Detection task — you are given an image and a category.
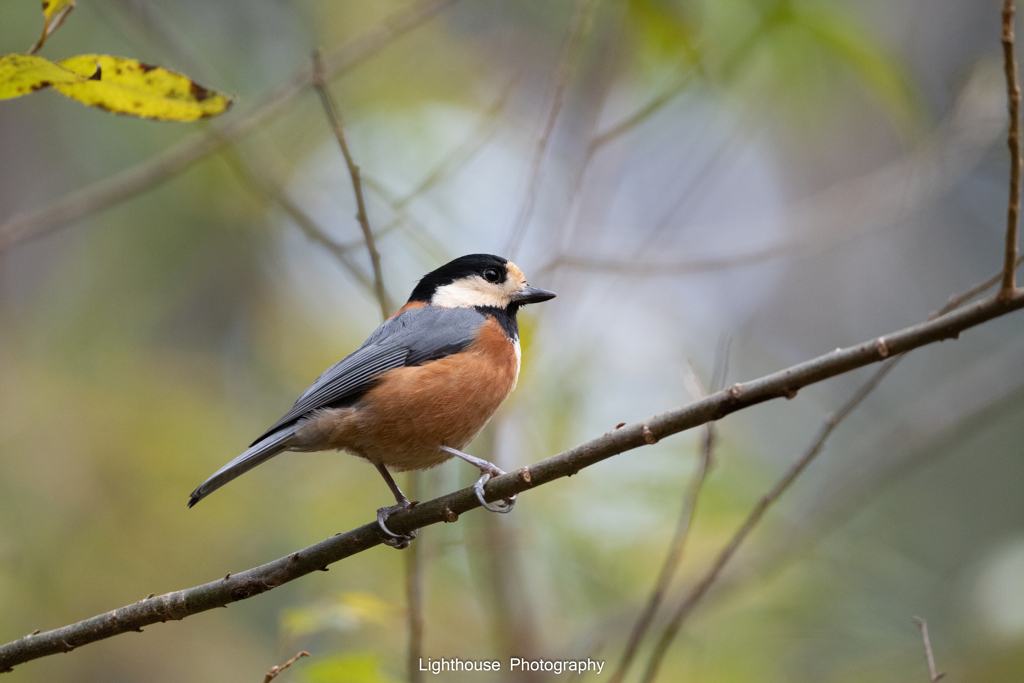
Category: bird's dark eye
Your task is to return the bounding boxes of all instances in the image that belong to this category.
[482,268,501,283]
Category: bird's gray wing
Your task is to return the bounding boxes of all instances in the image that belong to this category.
[250,306,487,444]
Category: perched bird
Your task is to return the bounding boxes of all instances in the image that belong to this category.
[188,254,555,546]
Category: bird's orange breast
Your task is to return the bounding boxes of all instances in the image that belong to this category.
[310,317,520,471]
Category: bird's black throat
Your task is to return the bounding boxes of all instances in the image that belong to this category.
[475,304,520,340]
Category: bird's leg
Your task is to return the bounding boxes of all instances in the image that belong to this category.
[439,445,516,513]
[375,463,418,549]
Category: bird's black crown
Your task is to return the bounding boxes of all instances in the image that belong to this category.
[408,254,509,302]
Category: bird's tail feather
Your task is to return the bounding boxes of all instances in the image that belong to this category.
[187,427,297,508]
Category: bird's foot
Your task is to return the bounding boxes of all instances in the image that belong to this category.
[377,499,418,549]
[439,446,517,513]
[473,468,516,513]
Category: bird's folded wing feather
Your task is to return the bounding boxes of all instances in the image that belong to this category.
[251,306,486,444]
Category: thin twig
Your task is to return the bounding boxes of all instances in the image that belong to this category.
[546,60,1007,281]
[405,473,424,683]
[630,251,1017,681]
[311,50,391,319]
[639,357,903,683]
[587,4,773,153]
[546,3,631,262]
[0,0,459,254]
[588,66,699,153]
[632,257,1024,656]
[693,373,1024,645]
[503,0,598,259]
[382,77,519,214]
[219,148,377,295]
[27,2,76,55]
[263,651,310,683]
[615,262,1024,660]
[349,77,519,262]
[359,178,451,263]
[1003,0,1022,296]
[937,253,1024,316]
[610,425,713,683]
[1,290,1022,673]
[912,617,944,682]
[609,342,729,683]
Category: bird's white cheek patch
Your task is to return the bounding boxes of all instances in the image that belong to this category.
[432,277,511,309]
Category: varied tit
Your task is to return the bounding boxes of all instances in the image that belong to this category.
[188,254,555,547]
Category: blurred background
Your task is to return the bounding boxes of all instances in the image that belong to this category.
[2,0,1023,681]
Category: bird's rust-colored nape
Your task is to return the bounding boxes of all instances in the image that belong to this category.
[387,300,427,320]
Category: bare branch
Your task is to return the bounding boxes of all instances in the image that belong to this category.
[545,4,631,262]
[912,617,945,682]
[544,248,790,278]
[609,342,728,683]
[937,253,1024,315]
[610,422,713,683]
[639,356,903,683]
[359,178,451,263]
[587,5,773,153]
[503,0,598,259]
[588,66,699,153]
[1003,0,1022,296]
[548,61,1007,280]
[263,651,310,683]
[631,252,1022,678]
[311,50,392,319]
[220,148,378,296]
[0,0,459,254]
[381,77,518,214]
[2,288,1024,673]
[653,264,1024,637]
[349,77,519,262]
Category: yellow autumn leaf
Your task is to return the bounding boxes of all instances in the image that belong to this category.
[0,53,81,99]
[54,54,233,121]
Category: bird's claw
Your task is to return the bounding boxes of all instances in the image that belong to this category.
[474,468,516,514]
[437,445,517,514]
[377,500,418,549]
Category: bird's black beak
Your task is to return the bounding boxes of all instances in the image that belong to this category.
[512,286,556,305]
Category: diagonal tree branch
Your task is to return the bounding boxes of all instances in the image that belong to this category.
[639,356,903,683]
[2,287,1024,674]
[0,0,459,254]
[219,147,378,295]
[633,252,1024,681]
[1003,0,1022,296]
[609,411,714,683]
[349,74,518,262]
[587,3,773,154]
[544,59,1007,281]
[263,651,310,683]
[311,49,392,319]
[503,0,598,259]
[912,617,945,682]
[939,254,1024,313]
